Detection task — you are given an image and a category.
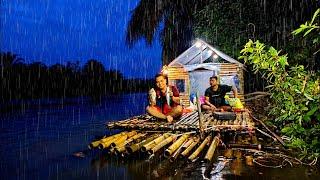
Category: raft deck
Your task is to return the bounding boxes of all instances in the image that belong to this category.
[106,110,255,132]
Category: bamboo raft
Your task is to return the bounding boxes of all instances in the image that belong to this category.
[87,110,260,163]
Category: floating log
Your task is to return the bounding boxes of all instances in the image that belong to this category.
[141,133,170,152]
[188,135,212,162]
[126,134,160,154]
[180,137,200,158]
[164,134,189,157]
[149,134,176,154]
[204,135,220,162]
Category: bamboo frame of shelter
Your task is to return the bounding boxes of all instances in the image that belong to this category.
[165,39,245,107]
[166,63,245,107]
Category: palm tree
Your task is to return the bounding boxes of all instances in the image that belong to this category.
[126,0,209,65]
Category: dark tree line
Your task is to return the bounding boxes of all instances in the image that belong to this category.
[0,52,153,103]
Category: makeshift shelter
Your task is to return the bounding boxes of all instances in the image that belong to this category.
[165,39,245,107]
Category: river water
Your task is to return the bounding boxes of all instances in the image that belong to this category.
[0,93,319,179]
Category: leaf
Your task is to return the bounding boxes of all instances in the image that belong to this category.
[312,37,319,44]
[292,27,305,35]
[306,106,319,117]
[303,27,316,37]
[278,56,288,68]
[310,8,320,24]
[281,126,293,134]
[268,47,278,57]
[304,93,314,100]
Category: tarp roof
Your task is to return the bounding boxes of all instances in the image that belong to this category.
[168,39,244,68]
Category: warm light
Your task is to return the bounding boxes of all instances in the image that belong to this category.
[161,65,169,75]
[195,41,202,48]
[213,54,219,59]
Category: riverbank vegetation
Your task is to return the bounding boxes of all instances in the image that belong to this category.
[239,9,320,161]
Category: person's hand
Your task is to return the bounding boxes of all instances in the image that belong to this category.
[210,106,217,111]
[166,115,173,123]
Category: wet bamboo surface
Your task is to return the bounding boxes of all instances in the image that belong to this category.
[87,109,277,165]
[106,111,255,132]
[84,108,312,179]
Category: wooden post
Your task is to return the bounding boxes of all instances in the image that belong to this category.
[196,92,204,140]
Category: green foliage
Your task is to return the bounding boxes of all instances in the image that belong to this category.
[240,38,320,159]
[292,8,320,54]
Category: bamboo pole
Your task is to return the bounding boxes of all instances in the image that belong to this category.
[97,132,129,149]
[110,134,128,148]
[164,134,189,157]
[204,135,220,162]
[113,133,147,155]
[110,131,137,147]
[169,138,193,162]
[126,134,160,154]
[196,92,204,139]
[149,135,176,154]
[188,135,212,162]
[180,137,200,158]
[141,133,170,152]
[88,132,127,149]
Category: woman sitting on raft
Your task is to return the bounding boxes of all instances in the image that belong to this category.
[146,74,183,123]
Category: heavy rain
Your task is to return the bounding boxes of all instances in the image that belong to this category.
[1,0,320,179]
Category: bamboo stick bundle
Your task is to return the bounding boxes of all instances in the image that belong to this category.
[189,116,200,126]
[188,135,212,162]
[180,137,200,158]
[88,131,127,149]
[169,137,194,162]
[178,113,197,126]
[204,135,220,162]
[183,114,199,125]
[164,134,190,157]
[176,112,197,124]
[141,133,170,152]
[149,134,177,154]
[126,134,160,154]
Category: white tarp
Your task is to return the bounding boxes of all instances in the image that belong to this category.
[168,39,244,67]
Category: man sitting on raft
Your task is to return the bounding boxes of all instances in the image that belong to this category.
[202,76,238,112]
[146,74,183,123]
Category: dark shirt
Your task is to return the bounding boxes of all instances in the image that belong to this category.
[155,85,179,114]
[204,85,232,107]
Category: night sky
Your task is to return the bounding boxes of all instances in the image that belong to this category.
[0,0,162,78]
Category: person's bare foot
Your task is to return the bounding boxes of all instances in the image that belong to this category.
[166,115,173,123]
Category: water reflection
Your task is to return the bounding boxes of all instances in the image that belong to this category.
[0,94,319,179]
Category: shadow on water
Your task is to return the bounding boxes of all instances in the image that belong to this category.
[0,93,319,179]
